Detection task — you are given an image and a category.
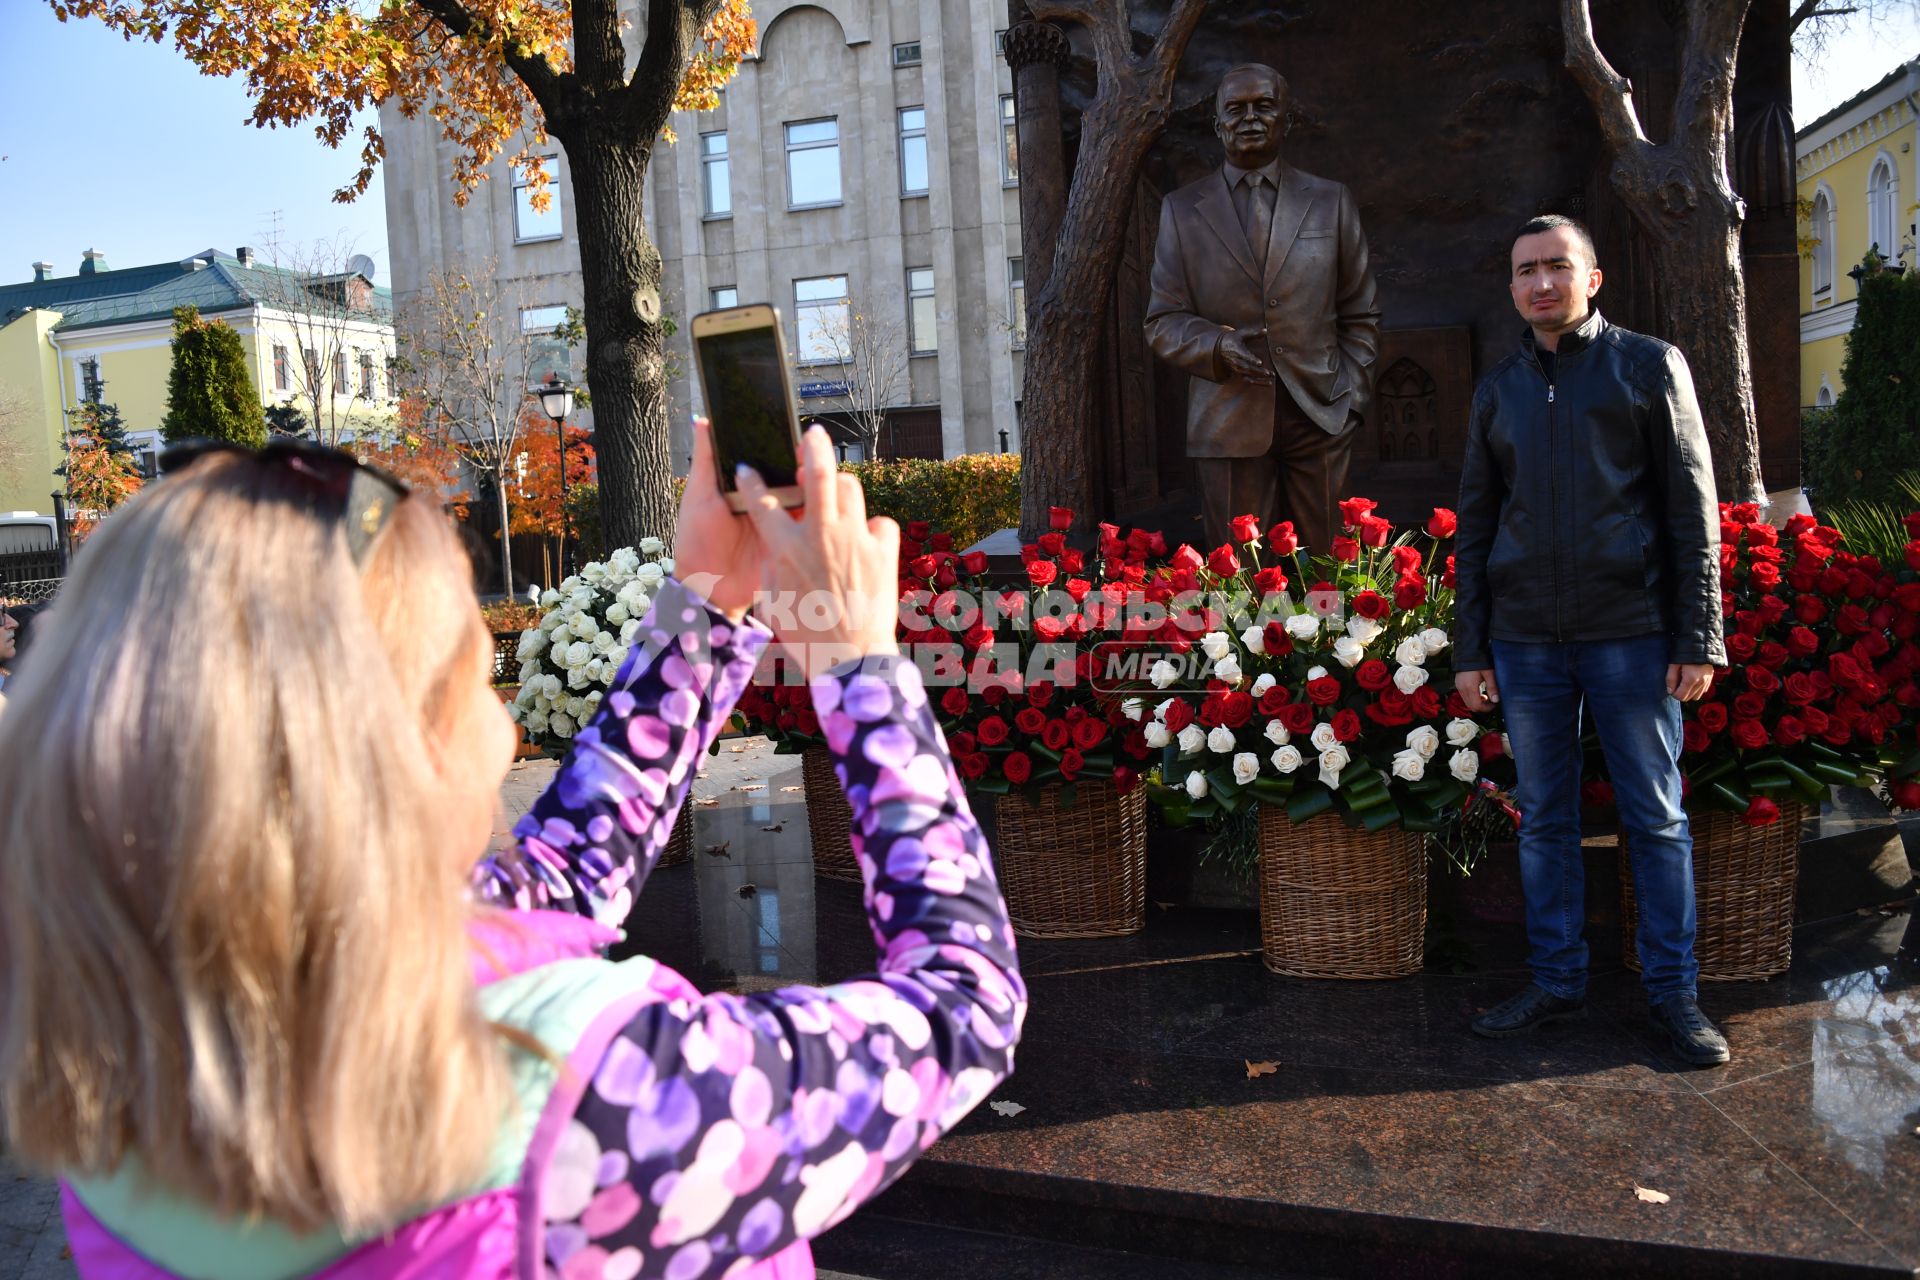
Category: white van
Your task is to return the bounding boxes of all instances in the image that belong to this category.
[0,514,58,556]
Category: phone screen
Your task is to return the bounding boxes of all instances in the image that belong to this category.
[695,325,800,490]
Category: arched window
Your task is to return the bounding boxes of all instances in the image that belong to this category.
[1811,189,1835,296]
[1868,156,1898,260]
[1816,382,1836,409]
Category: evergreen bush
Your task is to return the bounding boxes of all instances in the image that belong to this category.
[160,306,267,447]
[840,453,1021,549]
[1804,254,1920,506]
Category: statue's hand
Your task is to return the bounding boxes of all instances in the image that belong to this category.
[1218,328,1274,385]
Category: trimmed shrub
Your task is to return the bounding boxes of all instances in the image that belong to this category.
[1804,256,1920,506]
[160,306,267,447]
[841,454,1021,549]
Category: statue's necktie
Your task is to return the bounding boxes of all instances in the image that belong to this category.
[1245,175,1275,273]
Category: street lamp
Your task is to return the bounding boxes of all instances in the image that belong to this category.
[534,372,576,579]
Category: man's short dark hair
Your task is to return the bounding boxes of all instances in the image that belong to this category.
[1217,64,1290,113]
[1514,214,1597,267]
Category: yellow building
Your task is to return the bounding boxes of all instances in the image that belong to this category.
[1798,58,1920,410]
[0,247,397,517]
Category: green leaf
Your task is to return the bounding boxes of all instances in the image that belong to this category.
[1356,800,1403,833]
[1286,786,1335,823]
[1057,781,1078,811]
[975,775,1011,795]
[1708,780,1750,813]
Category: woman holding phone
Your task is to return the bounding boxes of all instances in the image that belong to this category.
[0,420,1024,1279]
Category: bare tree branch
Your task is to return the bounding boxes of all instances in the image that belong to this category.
[252,235,394,448]
[1791,0,1859,28]
[805,297,908,461]
[1145,0,1209,98]
[1561,0,1652,155]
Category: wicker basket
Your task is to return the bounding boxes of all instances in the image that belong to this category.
[1620,801,1802,982]
[658,807,694,868]
[1256,807,1426,979]
[802,746,862,882]
[992,779,1148,938]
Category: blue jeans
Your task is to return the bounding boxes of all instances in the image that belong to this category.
[1491,634,1699,1004]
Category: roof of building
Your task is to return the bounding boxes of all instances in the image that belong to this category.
[1797,57,1920,142]
[0,250,392,334]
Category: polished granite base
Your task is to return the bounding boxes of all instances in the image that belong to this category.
[599,741,1920,1278]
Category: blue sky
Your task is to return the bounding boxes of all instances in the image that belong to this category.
[0,2,1912,296]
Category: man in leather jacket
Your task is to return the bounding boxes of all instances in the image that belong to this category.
[1453,215,1730,1067]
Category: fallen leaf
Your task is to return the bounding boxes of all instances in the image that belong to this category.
[762,824,784,833]
[736,783,765,792]
[1153,900,1177,911]
[988,1100,1026,1117]
[693,797,721,808]
[738,884,757,898]
[696,770,710,779]
[704,842,732,859]
[780,785,804,793]
[728,745,747,753]
[1633,1185,1671,1204]
[1246,1060,1279,1078]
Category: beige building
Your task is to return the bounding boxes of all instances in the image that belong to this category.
[379,0,1025,467]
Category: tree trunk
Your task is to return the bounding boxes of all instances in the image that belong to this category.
[495,479,514,600]
[559,126,678,553]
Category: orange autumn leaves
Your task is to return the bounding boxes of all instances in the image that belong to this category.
[49,0,758,206]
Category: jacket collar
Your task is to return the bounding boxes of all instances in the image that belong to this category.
[1520,308,1608,363]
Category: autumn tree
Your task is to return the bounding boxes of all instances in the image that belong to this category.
[509,410,595,586]
[159,306,268,447]
[51,0,755,552]
[59,401,144,541]
[1009,0,1208,537]
[350,397,472,521]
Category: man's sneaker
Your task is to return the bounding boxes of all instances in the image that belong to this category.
[1471,984,1588,1038]
[1650,994,1730,1066]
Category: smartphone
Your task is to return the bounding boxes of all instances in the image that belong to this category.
[690,303,806,513]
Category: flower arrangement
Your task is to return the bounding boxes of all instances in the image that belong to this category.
[508,539,673,756]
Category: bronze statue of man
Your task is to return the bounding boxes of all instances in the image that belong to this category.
[1146,64,1381,555]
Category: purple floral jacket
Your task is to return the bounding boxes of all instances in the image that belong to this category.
[471,579,1026,1278]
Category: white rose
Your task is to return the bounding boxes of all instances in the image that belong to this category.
[586,659,605,682]
[526,709,549,735]
[636,563,666,588]
[540,674,563,699]
[1150,659,1180,690]
[1213,654,1243,684]
[610,546,641,574]
[617,580,647,607]
[569,614,598,642]
[551,711,577,739]
[565,696,587,720]
[1251,673,1277,698]
[1449,748,1480,783]
[658,557,675,575]
[1406,725,1441,760]
[1284,613,1320,641]
[1144,722,1173,749]
[563,640,592,668]
[1122,697,1145,721]
[1332,636,1366,668]
[1201,631,1232,661]
[607,645,630,670]
[569,588,594,612]
[540,588,563,609]
[1394,636,1428,668]
[566,666,592,690]
[1177,725,1207,756]
[519,658,541,684]
[1318,744,1351,788]
[1232,752,1260,785]
[628,591,651,619]
[1207,725,1237,755]
[547,622,571,647]
[507,700,526,724]
[1392,664,1430,695]
[1306,665,1328,682]
[1347,615,1385,645]
[1271,745,1304,774]
[605,601,631,625]
[1241,623,1268,654]
[515,681,540,707]
[592,631,616,654]
[1309,722,1340,753]
[1421,627,1450,654]
[620,619,640,643]
[1185,771,1210,799]
[1265,719,1290,745]
[582,562,608,585]
[1155,697,1180,722]
[638,536,666,556]
[1391,749,1427,781]
[516,630,545,659]
[1445,717,1480,747]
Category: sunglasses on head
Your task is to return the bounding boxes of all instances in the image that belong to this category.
[158,437,411,566]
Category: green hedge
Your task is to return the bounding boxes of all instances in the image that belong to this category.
[841,454,1021,549]
[1804,254,1920,507]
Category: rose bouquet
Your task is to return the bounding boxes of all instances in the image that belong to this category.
[1140,500,1509,834]
[508,539,673,756]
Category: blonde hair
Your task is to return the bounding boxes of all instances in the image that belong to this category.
[0,454,510,1235]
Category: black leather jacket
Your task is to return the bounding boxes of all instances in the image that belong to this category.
[1452,311,1724,670]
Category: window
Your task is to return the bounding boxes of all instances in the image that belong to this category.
[794,275,850,364]
[1868,156,1898,260]
[785,119,842,209]
[521,305,571,384]
[908,268,937,353]
[1000,95,1019,185]
[513,156,563,242]
[1816,382,1836,409]
[710,286,739,310]
[1008,257,1026,348]
[359,350,377,399]
[1811,190,1835,297]
[701,132,731,218]
[899,108,929,197]
[892,41,922,66]
[303,347,320,388]
[332,349,349,396]
[78,357,102,404]
[272,343,290,392]
[995,29,1007,54]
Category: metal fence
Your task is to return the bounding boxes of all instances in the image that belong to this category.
[1,578,63,606]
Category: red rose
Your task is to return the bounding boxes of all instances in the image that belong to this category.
[1356,659,1392,691]
[1061,547,1086,574]
[907,520,933,541]
[1004,751,1034,784]
[1427,508,1458,538]
[1368,688,1413,726]
[1741,796,1781,827]
[1726,633,1757,662]
[950,730,978,756]
[1027,682,1054,709]
[958,551,988,575]
[1352,591,1390,620]
[1262,621,1294,657]
[1229,514,1262,544]
[1756,641,1789,670]
[1733,692,1768,720]
[1113,765,1141,795]
[1795,595,1828,625]
[957,751,990,780]
[1829,652,1866,688]
[1257,686,1291,717]
[982,684,1007,707]
[1835,604,1871,636]
[909,554,939,580]
[1800,705,1830,733]
[1746,667,1779,695]
[1280,702,1317,735]
[1477,731,1506,761]
[1049,506,1074,532]
[940,686,971,717]
[1332,709,1362,742]
[1059,748,1086,781]
[1682,722,1710,753]
[1412,687,1444,722]
[1208,545,1242,576]
[1774,716,1805,747]
[1169,544,1204,572]
[1749,561,1781,590]
[1267,522,1300,555]
[977,715,1010,746]
[1014,707,1047,735]
[1162,699,1196,733]
[1219,690,1254,729]
[1041,718,1071,751]
[1395,579,1428,611]
[1443,555,1457,588]
[1893,780,1920,810]
[935,563,958,588]
[1027,560,1059,587]
[1731,720,1770,750]
[1697,702,1730,733]
[1331,536,1360,562]
[1306,676,1342,705]
[1072,718,1108,750]
[1356,514,1393,547]
[1337,496,1378,527]
[1786,631,1820,663]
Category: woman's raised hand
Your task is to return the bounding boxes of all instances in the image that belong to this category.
[670,417,763,621]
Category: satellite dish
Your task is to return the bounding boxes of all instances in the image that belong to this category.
[347,253,378,281]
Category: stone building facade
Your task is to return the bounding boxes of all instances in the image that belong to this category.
[379,0,1025,471]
